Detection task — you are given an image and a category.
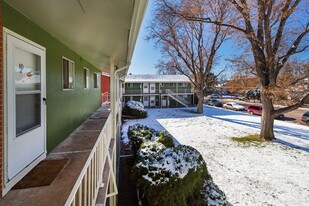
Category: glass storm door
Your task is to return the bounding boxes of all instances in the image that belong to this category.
[6,33,46,181]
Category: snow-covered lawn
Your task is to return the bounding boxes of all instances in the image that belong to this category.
[121,106,309,206]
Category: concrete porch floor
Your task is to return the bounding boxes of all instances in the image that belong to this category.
[0,107,111,206]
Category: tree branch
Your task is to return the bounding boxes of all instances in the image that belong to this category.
[274,93,309,114]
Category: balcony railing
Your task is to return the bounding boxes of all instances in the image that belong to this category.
[66,112,117,206]
[123,89,193,95]
[166,89,189,107]
[0,108,117,206]
[102,92,110,104]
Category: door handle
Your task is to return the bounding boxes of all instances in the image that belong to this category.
[43,97,47,105]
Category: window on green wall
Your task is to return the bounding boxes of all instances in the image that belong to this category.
[94,73,100,88]
[84,68,89,89]
[169,83,175,87]
[62,57,75,90]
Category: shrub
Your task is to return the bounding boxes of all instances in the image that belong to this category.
[123,100,147,118]
[132,144,208,206]
[128,123,228,205]
[200,180,228,206]
[155,130,175,148]
[127,124,155,153]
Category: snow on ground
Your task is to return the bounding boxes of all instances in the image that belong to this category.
[121,106,309,206]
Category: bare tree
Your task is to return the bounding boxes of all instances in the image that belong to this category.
[147,0,229,113]
[165,0,309,139]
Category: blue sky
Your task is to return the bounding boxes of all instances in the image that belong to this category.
[129,2,236,76]
[129,2,308,77]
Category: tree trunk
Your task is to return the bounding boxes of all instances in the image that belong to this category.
[197,89,204,114]
[260,89,275,140]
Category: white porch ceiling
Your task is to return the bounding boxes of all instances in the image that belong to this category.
[5,0,147,72]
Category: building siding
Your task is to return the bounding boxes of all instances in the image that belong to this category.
[3,2,101,153]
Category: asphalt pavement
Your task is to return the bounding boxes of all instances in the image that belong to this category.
[205,98,309,126]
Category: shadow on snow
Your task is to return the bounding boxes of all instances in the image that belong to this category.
[144,106,309,152]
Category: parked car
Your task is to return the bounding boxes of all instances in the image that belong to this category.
[207,99,223,107]
[247,104,284,119]
[207,94,221,99]
[301,112,309,125]
[223,102,245,111]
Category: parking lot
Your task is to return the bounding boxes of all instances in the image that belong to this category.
[204,97,309,126]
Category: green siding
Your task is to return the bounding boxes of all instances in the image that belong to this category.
[125,83,141,94]
[3,2,101,153]
[161,83,177,93]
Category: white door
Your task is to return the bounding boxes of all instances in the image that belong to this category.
[150,83,155,94]
[150,96,155,107]
[6,32,46,181]
[143,96,149,107]
[143,83,148,93]
[162,100,167,107]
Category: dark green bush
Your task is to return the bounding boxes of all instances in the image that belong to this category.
[123,100,147,118]
[155,130,175,148]
[132,144,208,206]
[127,123,228,205]
[127,124,155,154]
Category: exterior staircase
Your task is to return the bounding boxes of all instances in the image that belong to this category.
[166,89,189,107]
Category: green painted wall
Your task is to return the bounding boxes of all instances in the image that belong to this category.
[125,83,141,94]
[125,82,191,94]
[3,2,101,153]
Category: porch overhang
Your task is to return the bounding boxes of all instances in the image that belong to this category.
[5,0,148,72]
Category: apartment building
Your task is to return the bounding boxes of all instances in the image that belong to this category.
[123,75,195,108]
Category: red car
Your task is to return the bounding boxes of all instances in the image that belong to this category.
[247,105,284,119]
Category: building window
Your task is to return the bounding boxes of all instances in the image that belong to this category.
[93,73,99,88]
[62,57,75,90]
[84,68,89,89]
[169,83,174,87]
[144,96,148,101]
[151,86,155,90]
[128,83,133,88]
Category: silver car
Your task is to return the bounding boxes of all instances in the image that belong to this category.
[223,102,245,111]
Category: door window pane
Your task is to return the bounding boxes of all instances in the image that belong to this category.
[16,94,41,136]
[15,47,41,91]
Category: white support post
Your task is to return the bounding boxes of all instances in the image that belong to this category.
[109,58,116,206]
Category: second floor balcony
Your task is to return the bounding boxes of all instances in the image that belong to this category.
[123,88,194,95]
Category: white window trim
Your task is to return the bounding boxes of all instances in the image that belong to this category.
[62,56,75,91]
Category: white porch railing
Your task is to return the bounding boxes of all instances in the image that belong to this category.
[102,92,110,104]
[65,114,118,206]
